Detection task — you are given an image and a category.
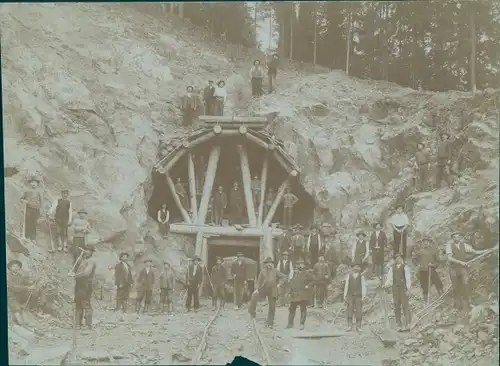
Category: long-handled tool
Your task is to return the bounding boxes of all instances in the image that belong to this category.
[48,220,55,253]
[22,203,27,240]
[331,301,346,324]
[427,265,432,305]
[68,248,85,276]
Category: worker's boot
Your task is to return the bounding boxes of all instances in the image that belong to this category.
[85,309,93,329]
[122,300,128,313]
[356,320,361,331]
[143,304,149,314]
[300,323,305,330]
[135,302,141,314]
[347,318,354,332]
[115,298,121,311]
[76,308,84,328]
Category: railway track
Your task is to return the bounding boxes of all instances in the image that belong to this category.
[191,308,273,365]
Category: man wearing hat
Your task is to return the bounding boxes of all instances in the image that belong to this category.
[213,80,227,116]
[249,257,287,328]
[276,251,294,307]
[306,225,324,268]
[182,85,203,126]
[352,231,370,270]
[71,209,91,263]
[69,245,97,329]
[282,187,299,229]
[343,263,367,331]
[287,260,314,330]
[435,132,453,189]
[275,228,292,265]
[290,225,305,265]
[266,53,280,93]
[313,254,331,309]
[249,59,265,96]
[414,142,431,192]
[369,222,387,278]
[7,259,34,326]
[114,252,133,312]
[384,253,412,331]
[159,261,175,313]
[135,258,155,313]
[445,232,490,315]
[48,189,73,252]
[231,252,247,310]
[203,80,215,116]
[211,257,227,311]
[389,205,410,260]
[229,181,245,224]
[411,237,443,303]
[185,256,202,312]
[21,175,43,243]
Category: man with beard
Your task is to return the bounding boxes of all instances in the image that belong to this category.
[249,257,287,328]
[313,255,330,308]
[114,252,133,312]
[231,252,247,310]
[203,80,215,116]
[229,181,245,224]
[48,189,72,252]
[211,257,227,311]
[287,260,315,330]
[69,245,96,330]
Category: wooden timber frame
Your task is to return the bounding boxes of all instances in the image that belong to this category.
[153,119,301,267]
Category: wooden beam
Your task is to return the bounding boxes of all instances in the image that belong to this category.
[197,145,221,225]
[166,174,192,223]
[245,132,270,150]
[198,115,268,124]
[170,223,283,237]
[257,156,269,226]
[238,145,257,226]
[187,153,198,220]
[261,230,274,267]
[273,150,293,174]
[262,179,289,227]
[195,232,203,259]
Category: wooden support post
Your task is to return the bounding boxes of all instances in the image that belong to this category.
[166,174,192,224]
[197,146,221,225]
[261,230,274,267]
[257,156,269,226]
[187,153,198,220]
[195,232,203,259]
[238,145,257,226]
[262,179,288,227]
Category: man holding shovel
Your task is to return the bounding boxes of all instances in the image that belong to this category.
[21,175,43,244]
[411,237,443,303]
[47,189,72,252]
[384,253,412,331]
[343,264,367,331]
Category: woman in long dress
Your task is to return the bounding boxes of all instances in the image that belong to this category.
[213,80,227,116]
[389,204,410,260]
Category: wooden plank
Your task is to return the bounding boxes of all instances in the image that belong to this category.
[197,145,221,225]
[187,153,198,220]
[170,223,283,237]
[198,115,268,123]
[165,174,191,223]
[262,179,289,227]
[245,132,270,150]
[238,145,257,226]
[252,318,273,366]
[257,157,269,226]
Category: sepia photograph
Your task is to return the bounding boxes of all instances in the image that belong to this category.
[1,1,499,365]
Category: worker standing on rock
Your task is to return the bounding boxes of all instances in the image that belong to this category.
[411,237,443,303]
[290,225,305,265]
[446,232,489,317]
[306,225,324,268]
[21,175,43,244]
[435,132,453,189]
[182,85,202,127]
[276,251,293,307]
[159,261,175,314]
[157,203,170,239]
[69,245,96,330]
[414,142,431,191]
[282,187,298,229]
[249,257,287,329]
[213,80,227,116]
[313,255,330,309]
[185,256,202,312]
[369,222,387,279]
[203,80,215,116]
[351,231,370,271]
[231,252,247,310]
[343,263,367,331]
[249,59,265,97]
[384,253,412,331]
[211,257,227,311]
[229,181,245,224]
[213,185,227,225]
[389,205,411,260]
[287,260,314,330]
[114,252,133,312]
[267,54,279,93]
[47,188,72,252]
[71,209,91,264]
[135,258,155,314]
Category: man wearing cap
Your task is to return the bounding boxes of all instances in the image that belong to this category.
[69,245,96,329]
[411,237,443,302]
[369,222,387,278]
[231,252,247,310]
[211,257,227,311]
[185,256,203,311]
[276,251,294,307]
[114,252,133,312]
[414,142,431,191]
[306,225,324,268]
[71,209,91,263]
[290,226,305,265]
[7,259,37,326]
[21,175,43,243]
[182,85,203,127]
[282,187,299,229]
[287,260,314,330]
[249,257,287,328]
[384,253,412,331]
[435,132,453,189]
[48,189,72,252]
[313,255,330,308]
[136,258,155,313]
[203,80,216,116]
[343,264,367,331]
[213,185,227,225]
[160,261,175,313]
[446,232,489,315]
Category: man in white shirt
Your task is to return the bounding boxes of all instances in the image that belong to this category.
[446,232,489,314]
[343,264,367,331]
[384,253,412,331]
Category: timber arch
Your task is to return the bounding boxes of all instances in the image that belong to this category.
[148,115,315,268]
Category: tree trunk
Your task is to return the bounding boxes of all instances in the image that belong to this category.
[280,21,285,57]
[346,6,352,76]
[269,12,273,51]
[470,13,477,93]
[290,9,294,60]
[313,4,317,65]
[254,3,258,45]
